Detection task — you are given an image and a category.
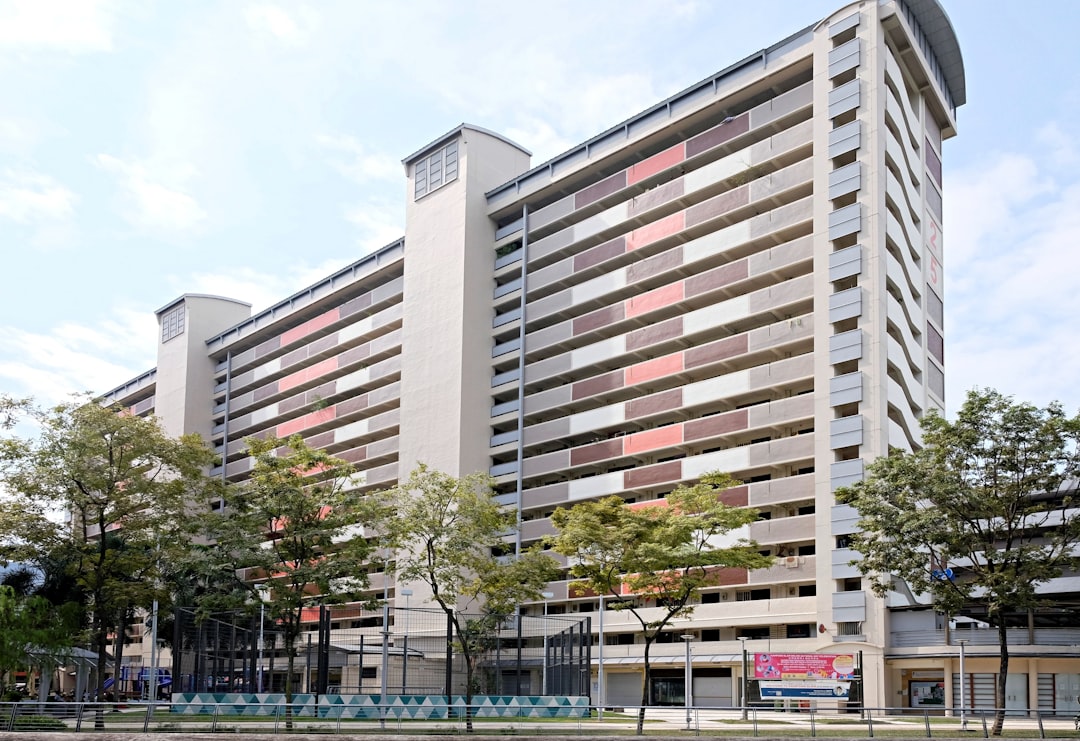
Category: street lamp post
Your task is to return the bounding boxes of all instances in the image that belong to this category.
[737,636,749,720]
[681,635,695,730]
[541,591,554,696]
[256,585,270,694]
[400,589,412,694]
[957,639,968,731]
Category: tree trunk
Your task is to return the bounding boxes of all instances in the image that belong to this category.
[992,618,1009,737]
[93,610,108,729]
[284,632,295,730]
[464,652,475,734]
[636,639,652,736]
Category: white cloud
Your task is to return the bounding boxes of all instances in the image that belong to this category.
[0,168,76,223]
[0,0,116,53]
[179,259,358,314]
[945,134,1080,413]
[316,134,400,184]
[244,4,318,48]
[93,154,206,232]
[0,307,156,403]
[344,199,404,254]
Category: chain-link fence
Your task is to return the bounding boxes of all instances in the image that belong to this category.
[172,605,592,699]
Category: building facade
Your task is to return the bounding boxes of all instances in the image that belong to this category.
[100,0,1075,715]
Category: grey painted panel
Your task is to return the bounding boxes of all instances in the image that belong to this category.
[828,162,862,200]
[490,429,520,447]
[527,259,573,294]
[750,81,813,128]
[831,550,862,580]
[832,591,867,623]
[489,461,518,477]
[831,502,862,534]
[528,227,574,262]
[830,371,863,407]
[493,277,522,298]
[491,368,520,387]
[528,322,572,352]
[522,449,570,478]
[829,11,860,37]
[492,338,520,358]
[495,218,523,241]
[829,244,862,282]
[371,275,405,303]
[828,120,861,158]
[491,399,519,417]
[494,492,518,507]
[828,286,862,323]
[529,195,574,232]
[494,249,523,269]
[523,353,571,383]
[523,384,572,414]
[492,307,521,327]
[828,203,861,240]
[830,459,865,493]
[527,289,573,321]
[523,417,570,446]
[828,38,861,78]
[830,414,864,449]
[828,79,860,119]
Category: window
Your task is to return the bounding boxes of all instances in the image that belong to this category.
[414,140,459,199]
[161,304,185,342]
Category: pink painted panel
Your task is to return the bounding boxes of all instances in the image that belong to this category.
[626,212,684,251]
[281,308,341,347]
[276,407,336,437]
[625,353,684,386]
[624,424,683,455]
[279,357,339,393]
[626,282,684,319]
[627,144,685,186]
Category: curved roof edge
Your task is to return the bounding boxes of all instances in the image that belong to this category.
[905,0,966,107]
[155,293,253,316]
[402,123,532,166]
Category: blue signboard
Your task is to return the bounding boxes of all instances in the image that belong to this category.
[759,680,850,699]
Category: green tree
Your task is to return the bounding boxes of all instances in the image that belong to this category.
[549,471,772,735]
[194,434,377,707]
[837,389,1080,736]
[0,585,80,699]
[381,464,558,729]
[0,394,220,709]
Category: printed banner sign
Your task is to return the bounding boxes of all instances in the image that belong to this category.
[759,680,851,699]
[753,653,856,680]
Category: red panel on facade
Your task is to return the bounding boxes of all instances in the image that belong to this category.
[625,353,684,386]
[683,409,749,441]
[279,357,339,393]
[626,212,684,251]
[276,407,336,437]
[626,282,684,319]
[624,460,682,488]
[627,144,685,186]
[626,388,683,420]
[570,438,624,466]
[624,424,683,455]
[571,370,624,401]
[281,308,341,347]
[719,485,749,507]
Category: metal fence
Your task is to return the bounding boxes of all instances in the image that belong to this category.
[3,701,1080,736]
[171,604,592,699]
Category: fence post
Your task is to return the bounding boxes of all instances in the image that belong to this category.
[316,604,330,697]
[444,611,454,698]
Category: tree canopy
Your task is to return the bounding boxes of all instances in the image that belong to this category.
[549,471,771,734]
[192,434,377,703]
[838,389,1080,735]
[381,464,558,722]
[0,394,220,705]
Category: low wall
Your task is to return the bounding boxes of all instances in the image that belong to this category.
[172,693,590,719]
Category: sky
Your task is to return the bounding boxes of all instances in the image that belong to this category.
[1,0,1079,416]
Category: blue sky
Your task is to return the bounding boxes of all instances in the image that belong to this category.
[1,0,1078,415]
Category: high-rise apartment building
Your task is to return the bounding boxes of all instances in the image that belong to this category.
[102,0,1074,715]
